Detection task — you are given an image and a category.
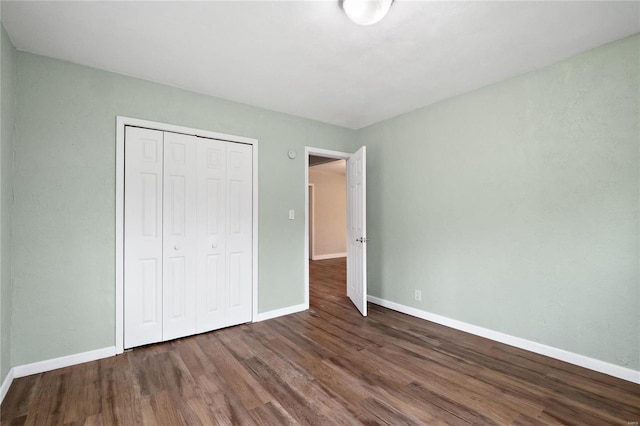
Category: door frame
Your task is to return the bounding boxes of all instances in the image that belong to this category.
[115,116,259,354]
[308,183,315,260]
[304,147,352,309]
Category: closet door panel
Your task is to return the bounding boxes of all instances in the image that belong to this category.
[124,127,164,349]
[225,143,253,325]
[196,139,227,333]
[162,132,198,341]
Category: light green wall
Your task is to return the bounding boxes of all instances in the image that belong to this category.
[0,23,17,382]
[358,35,639,370]
[11,52,354,366]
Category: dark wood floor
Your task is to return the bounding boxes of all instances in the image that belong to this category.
[1,258,639,425]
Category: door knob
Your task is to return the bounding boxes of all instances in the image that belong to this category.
[356,237,370,243]
[212,244,217,249]
[174,245,180,250]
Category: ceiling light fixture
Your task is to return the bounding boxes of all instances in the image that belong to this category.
[342,0,394,25]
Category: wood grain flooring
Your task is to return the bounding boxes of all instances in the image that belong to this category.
[1,257,638,425]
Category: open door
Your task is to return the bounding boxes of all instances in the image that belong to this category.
[347,146,367,316]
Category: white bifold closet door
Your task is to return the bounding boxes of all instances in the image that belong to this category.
[162,132,198,341]
[124,126,252,349]
[124,127,164,348]
[196,140,253,332]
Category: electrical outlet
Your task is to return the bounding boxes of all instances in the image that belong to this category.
[414,289,422,302]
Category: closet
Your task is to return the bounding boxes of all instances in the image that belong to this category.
[123,126,252,349]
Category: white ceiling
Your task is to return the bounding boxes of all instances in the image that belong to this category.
[2,1,638,129]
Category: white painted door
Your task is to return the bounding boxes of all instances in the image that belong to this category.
[124,127,164,348]
[196,138,228,333]
[225,142,253,326]
[347,146,367,316]
[162,132,198,341]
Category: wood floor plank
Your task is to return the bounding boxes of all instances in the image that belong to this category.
[358,397,426,425]
[242,355,334,425]
[2,257,638,425]
[0,375,38,421]
[374,342,543,421]
[197,335,272,410]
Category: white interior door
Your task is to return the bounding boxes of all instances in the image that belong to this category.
[162,132,198,341]
[347,146,367,316]
[124,127,164,348]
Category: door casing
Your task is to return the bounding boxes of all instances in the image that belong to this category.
[308,184,315,260]
[115,116,259,354]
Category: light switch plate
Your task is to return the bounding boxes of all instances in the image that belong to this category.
[289,209,295,220]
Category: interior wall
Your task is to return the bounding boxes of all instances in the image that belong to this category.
[359,34,639,370]
[0,23,16,382]
[11,51,355,366]
[308,161,346,258]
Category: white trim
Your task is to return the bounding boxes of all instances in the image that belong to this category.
[251,138,259,324]
[13,346,116,379]
[1,346,117,403]
[304,151,310,310]
[312,252,347,260]
[308,183,315,260]
[304,147,352,312]
[254,303,307,322]
[115,117,125,354]
[368,296,640,384]
[0,368,14,404]
[115,116,259,354]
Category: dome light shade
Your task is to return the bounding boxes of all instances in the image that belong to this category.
[342,0,393,25]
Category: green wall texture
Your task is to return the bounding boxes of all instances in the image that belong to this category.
[10,52,354,366]
[1,27,638,378]
[0,23,17,382]
[359,34,639,370]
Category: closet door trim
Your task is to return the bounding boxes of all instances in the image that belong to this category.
[116,116,259,354]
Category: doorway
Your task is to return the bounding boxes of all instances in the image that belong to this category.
[308,158,347,261]
[308,157,347,308]
[304,147,367,316]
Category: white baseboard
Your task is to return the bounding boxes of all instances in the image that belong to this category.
[367,296,640,384]
[0,367,14,404]
[0,302,311,402]
[312,252,346,261]
[254,303,308,322]
[12,346,116,379]
[0,346,116,405]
